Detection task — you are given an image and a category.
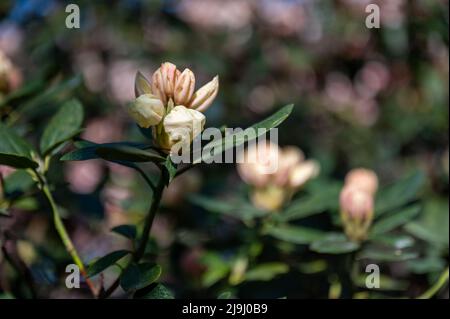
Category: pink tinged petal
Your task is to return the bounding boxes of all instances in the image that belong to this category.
[189,75,219,112]
[151,69,167,105]
[174,68,196,106]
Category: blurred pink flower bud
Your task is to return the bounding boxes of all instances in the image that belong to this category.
[174,68,195,106]
[237,141,280,188]
[345,168,378,195]
[289,160,321,189]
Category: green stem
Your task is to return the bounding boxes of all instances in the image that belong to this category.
[417,267,449,299]
[42,183,97,297]
[100,171,165,298]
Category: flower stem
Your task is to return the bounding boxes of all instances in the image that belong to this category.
[42,183,97,297]
[100,171,165,298]
[417,267,449,299]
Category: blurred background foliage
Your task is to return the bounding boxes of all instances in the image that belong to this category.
[0,0,448,298]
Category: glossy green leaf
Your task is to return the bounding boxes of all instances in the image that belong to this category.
[134,283,175,299]
[371,234,415,250]
[310,233,360,254]
[196,104,294,163]
[358,247,418,262]
[0,123,38,169]
[87,250,130,278]
[120,263,162,291]
[60,141,148,161]
[244,263,289,281]
[371,205,421,237]
[95,144,164,163]
[375,172,425,216]
[266,225,324,244]
[111,225,137,240]
[40,99,84,155]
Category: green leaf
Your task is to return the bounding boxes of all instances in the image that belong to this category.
[60,142,148,161]
[358,247,418,262]
[371,234,415,250]
[244,263,289,281]
[111,225,137,240]
[310,233,360,254]
[196,104,294,163]
[189,194,267,221]
[134,283,175,299]
[87,250,130,277]
[164,156,177,184]
[95,145,164,163]
[3,170,34,194]
[0,123,38,169]
[278,184,341,221]
[40,99,84,155]
[265,225,324,244]
[120,263,162,291]
[375,172,425,216]
[0,79,44,109]
[371,205,421,237]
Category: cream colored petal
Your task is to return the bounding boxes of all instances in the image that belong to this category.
[127,94,165,128]
[288,160,320,189]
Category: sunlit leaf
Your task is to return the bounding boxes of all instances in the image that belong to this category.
[40,99,84,155]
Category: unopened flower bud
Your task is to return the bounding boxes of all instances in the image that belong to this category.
[174,68,195,106]
[340,186,374,241]
[274,146,304,186]
[345,168,378,195]
[127,94,165,128]
[189,75,219,112]
[153,62,179,100]
[162,105,205,151]
[237,141,280,188]
[289,160,320,189]
[151,68,167,105]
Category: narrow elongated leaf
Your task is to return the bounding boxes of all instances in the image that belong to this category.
[244,263,289,281]
[95,145,164,163]
[60,142,148,161]
[358,247,419,262]
[0,123,38,169]
[189,195,267,220]
[371,205,421,237]
[40,99,84,155]
[310,233,360,254]
[375,172,425,216]
[266,225,324,244]
[87,250,130,277]
[195,104,294,163]
[111,225,137,240]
